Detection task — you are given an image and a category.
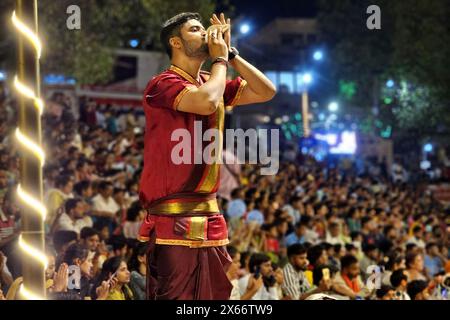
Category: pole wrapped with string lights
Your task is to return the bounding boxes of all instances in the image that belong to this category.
[12,0,48,300]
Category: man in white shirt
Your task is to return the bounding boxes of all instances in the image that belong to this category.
[91,181,120,219]
[390,269,411,300]
[406,226,426,249]
[54,198,93,235]
[238,253,279,300]
[325,222,345,246]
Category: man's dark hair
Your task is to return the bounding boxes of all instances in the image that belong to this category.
[74,180,91,196]
[109,236,127,252]
[126,203,141,222]
[52,230,78,252]
[340,254,358,270]
[249,253,271,273]
[412,226,422,234]
[65,198,82,214]
[98,180,113,191]
[307,245,325,267]
[227,246,239,260]
[230,188,241,199]
[160,12,202,58]
[62,243,89,265]
[363,243,377,254]
[407,280,428,300]
[287,244,307,258]
[376,285,394,299]
[80,227,99,240]
[345,243,356,252]
[425,242,438,251]
[405,252,421,269]
[405,243,417,253]
[55,175,72,189]
[390,269,407,287]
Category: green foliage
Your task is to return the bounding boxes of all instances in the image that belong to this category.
[317,0,450,133]
[1,0,232,84]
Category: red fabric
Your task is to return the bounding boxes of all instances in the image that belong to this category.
[146,229,233,300]
[138,68,244,208]
[342,273,360,293]
[138,214,228,242]
[265,237,280,253]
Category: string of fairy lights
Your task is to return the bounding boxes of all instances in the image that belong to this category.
[12,6,48,300]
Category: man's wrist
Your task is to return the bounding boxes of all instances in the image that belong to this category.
[228,47,239,60]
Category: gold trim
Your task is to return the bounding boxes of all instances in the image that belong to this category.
[138,236,150,242]
[173,86,193,110]
[228,79,247,107]
[169,65,200,86]
[149,199,219,215]
[195,99,224,193]
[188,216,207,240]
[155,238,229,248]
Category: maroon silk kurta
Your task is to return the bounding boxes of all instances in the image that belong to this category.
[139,65,247,300]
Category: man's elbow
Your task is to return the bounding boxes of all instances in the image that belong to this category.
[261,85,277,102]
[196,99,218,115]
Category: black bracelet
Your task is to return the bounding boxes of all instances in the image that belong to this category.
[212,57,228,67]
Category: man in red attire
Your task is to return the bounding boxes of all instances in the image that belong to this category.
[138,12,276,300]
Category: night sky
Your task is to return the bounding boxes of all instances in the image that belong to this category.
[227,0,318,27]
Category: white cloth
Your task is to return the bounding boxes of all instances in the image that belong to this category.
[54,213,93,235]
[123,221,141,239]
[238,274,279,300]
[92,194,120,217]
[229,279,241,300]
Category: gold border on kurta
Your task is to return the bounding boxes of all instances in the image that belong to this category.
[188,216,207,240]
[195,99,224,193]
[155,238,229,248]
[169,65,200,86]
[149,199,219,215]
[228,79,248,107]
[173,86,193,110]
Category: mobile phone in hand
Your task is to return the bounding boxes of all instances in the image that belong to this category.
[322,268,330,281]
[254,266,261,279]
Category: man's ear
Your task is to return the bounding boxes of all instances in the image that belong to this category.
[169,37,182,50]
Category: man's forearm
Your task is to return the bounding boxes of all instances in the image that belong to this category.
[198,63,227,106]
[230,55,276,98]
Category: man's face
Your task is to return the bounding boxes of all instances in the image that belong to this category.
[84,185,93,198]
[317,249,329,266]
[429,245,439,256]
[388,228,397,240]
[296,225,307,237]
[368,249,379,261]
[330,225,340,237]
[291,253,309,271]
[73,201,85,219]
[177,19,208,59]
[63,181,74,195]
[346,262,360,279]
[101,186,113,198]
[259,260,273,278]
[85,235,100,252]
[381,290,395,300]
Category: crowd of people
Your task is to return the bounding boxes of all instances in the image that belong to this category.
[0,87,449,300]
